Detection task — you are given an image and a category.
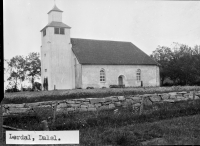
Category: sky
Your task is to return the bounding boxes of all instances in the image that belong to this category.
[3,0,200,88]
[3,0,200,60]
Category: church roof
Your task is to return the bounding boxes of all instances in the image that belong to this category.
[47,5,63,14]
[40,21,71,32]
[71,38,158,65]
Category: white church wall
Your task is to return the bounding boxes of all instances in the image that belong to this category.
[73,54,82,88]
[81,65,160,89]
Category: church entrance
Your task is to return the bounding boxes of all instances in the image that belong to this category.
[118,75,124,86]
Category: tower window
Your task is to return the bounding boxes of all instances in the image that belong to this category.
[44,54,46,57]
[54,28,59,34]
[54,28,65,35]
[45,69,47,72]
[60,28,65,34]
[43,29,46,36]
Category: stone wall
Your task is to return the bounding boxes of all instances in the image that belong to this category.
[2,91,200,115]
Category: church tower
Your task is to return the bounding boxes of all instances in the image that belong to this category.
[40,5,75,90]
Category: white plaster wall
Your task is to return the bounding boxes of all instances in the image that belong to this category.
[81,65,160,89]
[48,11,62,23]
[41,27,75,90]
[73,54,82,88]
[41,28,51,90]
[156,66,160,86]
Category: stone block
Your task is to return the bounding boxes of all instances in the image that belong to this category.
[88,104,95,108]
[149,95,161,102]
[38,105,51,108]
[74,100,82,104]
[163,99,175,103]
[67,108,75,112]
[57,103,68,108]
[177,91,187,94]
[129,96,141,102]
[81,105,88,108]
[169,95,177,99]
[118,96,125,101]
[56,107,65,112]
[7,104,25,108]
[168,92,177,96]
[112,97,119,102]
[105,96,118,102]
[114,102,122,107]
[161,94,170,100]
[95,103,102,107]
[66,100,75,104]
[38,101,53,106]
[82,101,90,105]
[8,107,31,114]
[70,104,81,108]
[176,95,184,99]
[143,97,152,106]
[104,97,112,102]
[58,100,66,104]
[177,91,187,97]
[109,104,115,109]
[79,107,88,112]
[99,105,109,110]
[25,102,41,107]
[133,103,141,107]
[90,98,105,104]
[88,107,97,111]
[121,101,131,107]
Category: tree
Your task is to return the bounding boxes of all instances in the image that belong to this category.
[151,43,200,86]
[6,55,26,90]
[151,46,173,85]
[25,52,41,90]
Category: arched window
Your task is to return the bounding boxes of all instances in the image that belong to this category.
[100,69,106,82]
[136,69,141,81]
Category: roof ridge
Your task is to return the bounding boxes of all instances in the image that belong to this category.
[71,38,131,43]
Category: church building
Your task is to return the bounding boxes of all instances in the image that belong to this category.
[40,5,160,90]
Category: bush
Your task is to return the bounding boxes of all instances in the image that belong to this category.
[109,85,125,88]
[5,88,20,93]
[86,87,94,89]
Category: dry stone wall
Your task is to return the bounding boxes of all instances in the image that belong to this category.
[2,91,200,115]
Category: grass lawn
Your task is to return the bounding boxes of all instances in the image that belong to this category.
[3,114,200,146]
[3,86,200,104]
[91,114,200,145]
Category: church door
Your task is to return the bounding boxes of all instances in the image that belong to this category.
[118,76,123,86]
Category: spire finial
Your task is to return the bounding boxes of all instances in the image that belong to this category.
[54,0,56,5]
